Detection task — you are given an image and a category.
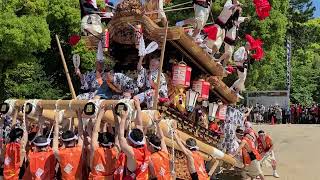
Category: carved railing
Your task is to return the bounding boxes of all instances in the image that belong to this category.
[163,107,223,147]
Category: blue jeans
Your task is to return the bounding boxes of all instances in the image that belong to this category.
[96,81,114,99]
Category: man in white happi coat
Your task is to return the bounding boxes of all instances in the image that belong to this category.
[135,53,168,109]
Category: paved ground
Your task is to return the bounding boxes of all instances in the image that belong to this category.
[218,124,320,180]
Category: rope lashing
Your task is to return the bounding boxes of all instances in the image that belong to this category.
[4,99,17,115]
[145,6,193,15]
[24,99,40,116]
[54,100,65,124]
[165,6,194,12]
[165,117,176,175]
[117,99,136,131]
[164,1,192,10]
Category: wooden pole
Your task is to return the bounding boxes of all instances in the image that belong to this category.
[55,35,77,99]
[153,21,169,109]
[208,159,220,176]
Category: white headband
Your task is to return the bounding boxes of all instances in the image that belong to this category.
[33,138,51,147]
[61,135,78,142]
[101,142,113,147]
[148,141,161,150]
[186,144,199,150]
[128,131,145,146]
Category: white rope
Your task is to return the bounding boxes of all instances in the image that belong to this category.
[118,99,136,131]
[145,6,193,15]
[54,100,64,124]
[4,99,17,115]
[24,99,40,118]
[164,1,192,10]
[68,99,75,112]
[86,99,104,117]
[165,117,175,174]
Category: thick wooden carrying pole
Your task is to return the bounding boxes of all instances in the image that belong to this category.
[153,21,169,109]
[37,109,237,166]
[55,35,77,99]
[9,99,237,166]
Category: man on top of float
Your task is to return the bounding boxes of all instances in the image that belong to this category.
[135,53,168,109]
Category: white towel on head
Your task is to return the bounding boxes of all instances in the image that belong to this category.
[138,36,158,57]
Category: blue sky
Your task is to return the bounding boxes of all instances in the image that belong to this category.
[313,0,320,17]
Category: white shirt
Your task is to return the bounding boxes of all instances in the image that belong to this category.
[234,46,247,65]
[137,67,168,98]
[217,0,237,24]
[226,17,246,40]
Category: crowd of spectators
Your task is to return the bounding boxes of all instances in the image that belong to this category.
[246,103,319,124]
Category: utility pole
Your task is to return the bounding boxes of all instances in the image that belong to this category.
[286,36,292,112]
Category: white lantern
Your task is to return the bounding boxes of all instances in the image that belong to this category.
[186,89,199,112]
[208,102,219,121]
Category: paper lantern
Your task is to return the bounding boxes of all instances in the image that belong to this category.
[172,62,192,87]
[216,105,227,121]
[192,79,210,100]
[103,29,109,52]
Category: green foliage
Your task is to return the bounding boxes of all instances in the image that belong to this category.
[72,39,97,71]
[4,59,63,99]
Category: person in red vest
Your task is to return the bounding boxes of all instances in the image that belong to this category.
[3,126,27,180]
[23,135,56,180]
[257,130,280,178]
[174,133,208,180]
[116,98,149,180]
[53,110,85,180]
[147,113,172,180]
[233,128,264,180]
[89,106,120,179]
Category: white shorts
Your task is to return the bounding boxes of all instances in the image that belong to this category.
[261,151,277,167]
[205,25,225,50]
[194,4,210,30]
[242,160,263,178]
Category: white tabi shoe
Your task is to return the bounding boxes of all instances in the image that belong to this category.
[273,171,280,178]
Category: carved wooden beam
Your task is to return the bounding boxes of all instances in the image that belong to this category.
[207,76,238,104]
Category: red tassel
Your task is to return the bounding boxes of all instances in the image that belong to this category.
[251,46,264,61]
[226,65,236,73]
[68,35,81,46]
[253,0,271,20]
[203,25,218,41]
[245,34,265,61]
[103,29,109,51]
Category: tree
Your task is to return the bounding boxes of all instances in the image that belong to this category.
[0,0,52,100]
[3,59,63,99]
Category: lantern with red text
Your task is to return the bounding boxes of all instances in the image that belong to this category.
[103,28,109,52]
[192,79,210,100]
[172,62,192,88]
